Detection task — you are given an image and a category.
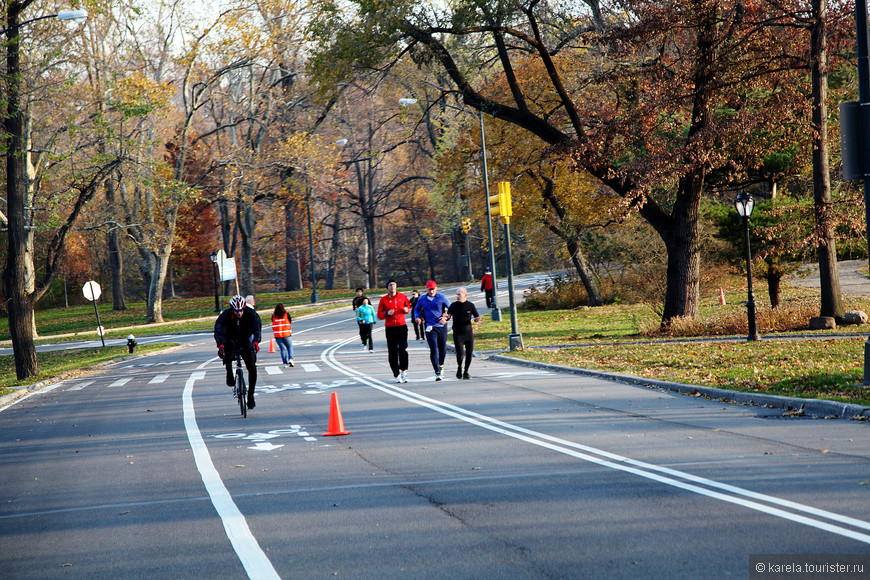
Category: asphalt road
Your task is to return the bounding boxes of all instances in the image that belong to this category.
[3,279,870,579]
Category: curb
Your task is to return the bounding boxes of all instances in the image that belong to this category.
[483,353,870,421]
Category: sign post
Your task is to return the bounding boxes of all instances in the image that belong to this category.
[82,281,106,348]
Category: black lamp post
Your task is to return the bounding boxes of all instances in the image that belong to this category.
[734,193,760,341]
[209,251,220,312]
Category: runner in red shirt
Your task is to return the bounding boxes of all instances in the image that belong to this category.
[377,280,412,383]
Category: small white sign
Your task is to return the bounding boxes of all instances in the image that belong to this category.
[219,258,237,282]
[82,280,102,301]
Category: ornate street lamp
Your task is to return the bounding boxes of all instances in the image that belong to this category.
[734,192,760,341]
[209,251,220,312]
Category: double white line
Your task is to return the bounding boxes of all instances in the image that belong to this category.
[322,337,870,545]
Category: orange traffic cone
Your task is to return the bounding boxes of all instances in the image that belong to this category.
[323,392,350,436]
[718,287,726,306]
[268,338,275,353]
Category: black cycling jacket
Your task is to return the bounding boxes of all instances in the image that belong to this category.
[214,307,262,350]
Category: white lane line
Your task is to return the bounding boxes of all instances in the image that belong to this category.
[183,369,279,579]
[149,374,169,384]
[68,380,95,391]
[265,366,282,375]
[301,363,319,373]
[107,377,133,388]
[322,338,870,545]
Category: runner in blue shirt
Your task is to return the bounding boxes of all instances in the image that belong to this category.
[413,280,451,380]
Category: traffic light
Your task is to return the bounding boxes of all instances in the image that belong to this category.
[489,181,513,223]
[461,217,472,233]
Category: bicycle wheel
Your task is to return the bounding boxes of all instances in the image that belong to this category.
[236,367,247,418]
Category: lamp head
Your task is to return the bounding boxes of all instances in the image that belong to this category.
[398,98,418,106]
[734,192,754,218]
[57,9,88,23]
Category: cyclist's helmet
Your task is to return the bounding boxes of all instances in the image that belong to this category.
[229,295,246,310]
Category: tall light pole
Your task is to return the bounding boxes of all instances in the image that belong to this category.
[2,6,88,379]
[399,97,502,321]
[852,0,870,383]
[734,193,760,342]
[209,251,220,312]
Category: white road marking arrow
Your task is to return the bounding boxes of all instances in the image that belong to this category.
[248,442,285,451]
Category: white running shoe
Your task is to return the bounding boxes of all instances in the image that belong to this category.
[395,375,402,383]
[400,371,407,383]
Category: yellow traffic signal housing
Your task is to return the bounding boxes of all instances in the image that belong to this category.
[489,181,512,223]
[461,217,472,233]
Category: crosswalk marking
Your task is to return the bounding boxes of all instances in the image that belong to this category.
[265,366,282,375]
[68,380,94,391]
[301,363,319,372]
[107,377,133,388]
[149,374,169,384]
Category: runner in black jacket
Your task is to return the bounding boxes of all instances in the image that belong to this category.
[445,287,481,379]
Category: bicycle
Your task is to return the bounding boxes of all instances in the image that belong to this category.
[232,350,248,418]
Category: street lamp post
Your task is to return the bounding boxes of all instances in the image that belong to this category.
[209,252,220,313]
[851,0,870,383]
[734,193,760,342]
[399,97,502,321]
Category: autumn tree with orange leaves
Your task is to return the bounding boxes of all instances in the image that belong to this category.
[310,0,830,327]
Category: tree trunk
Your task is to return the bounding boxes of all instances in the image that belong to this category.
[146,251,170,323]
[107,231,126,310]
[767,271,782,308]
[452,229,462,282]
[538,174,603,306]
[325,209,341,290]
[656,174,702,324]
[565,238,603,306]
[3,1,39,379]
[365,217,378,288]
[811,0,844,320]
[284,202,302,291]
[238,194,256,297]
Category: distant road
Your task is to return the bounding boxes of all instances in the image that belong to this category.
[788,259,870,295]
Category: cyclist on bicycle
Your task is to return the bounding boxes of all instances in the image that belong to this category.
[215,295,262,409]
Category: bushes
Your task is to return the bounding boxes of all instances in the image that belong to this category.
[637,298,822,337]
[521,275,591,310]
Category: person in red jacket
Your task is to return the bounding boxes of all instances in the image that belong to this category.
[377,279,412,383]
[480,267,494,308]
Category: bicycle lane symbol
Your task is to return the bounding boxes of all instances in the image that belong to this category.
[212,426,317,451]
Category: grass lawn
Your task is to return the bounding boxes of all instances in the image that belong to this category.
[0,343,178,393]
[0,288,356,343]
[468,289,870,407]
